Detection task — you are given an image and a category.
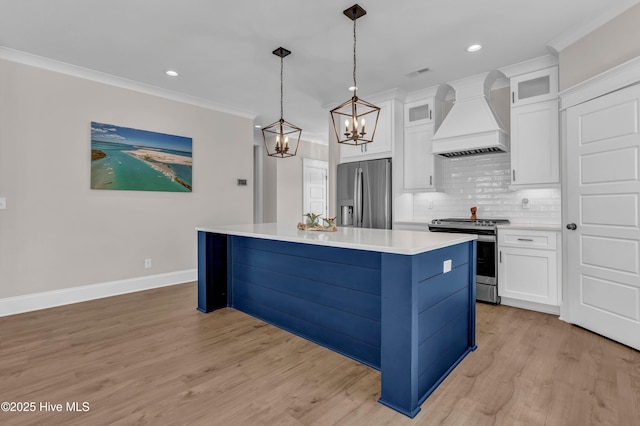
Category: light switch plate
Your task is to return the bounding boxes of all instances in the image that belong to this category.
[443,259,452,273]
[0,197,6,210]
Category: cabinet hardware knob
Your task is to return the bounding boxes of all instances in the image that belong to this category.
[566,223,577,230]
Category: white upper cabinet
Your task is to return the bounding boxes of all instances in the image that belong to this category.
[340,99,394,162]
[403,123,437,191]
[400,87,448,192]
[510,66,558,107]
[404,99,433,127]
[504,60,560,188]
[510,99,559,186]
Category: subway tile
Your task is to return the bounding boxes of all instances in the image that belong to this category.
[410,153,561,223]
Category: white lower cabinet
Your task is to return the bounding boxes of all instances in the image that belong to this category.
[498,228,561,313]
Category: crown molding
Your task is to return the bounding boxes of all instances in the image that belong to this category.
[547,0,640,53]
[0,47,258,120]
[499,55,559,78]
[559,55,640,110]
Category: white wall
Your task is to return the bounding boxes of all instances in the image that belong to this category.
[0,59,254,299]
[559,3,640,90]
[262,139,328,224]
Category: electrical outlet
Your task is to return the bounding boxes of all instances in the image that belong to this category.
[144,259,152,269]
[0,197,6,210]
[428,200,434,209]
[443,259,452,273]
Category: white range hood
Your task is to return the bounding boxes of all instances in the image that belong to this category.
[432,71,509,157]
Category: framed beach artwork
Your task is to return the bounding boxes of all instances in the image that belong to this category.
[90,122,193,192]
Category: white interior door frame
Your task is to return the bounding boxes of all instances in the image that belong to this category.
[302,158,328,221]
[560,57,640,350]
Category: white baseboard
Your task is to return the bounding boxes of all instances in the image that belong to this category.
[500,297,561,316]
[0,269,197,317]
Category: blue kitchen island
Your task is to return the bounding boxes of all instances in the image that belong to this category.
[196,223,477,418]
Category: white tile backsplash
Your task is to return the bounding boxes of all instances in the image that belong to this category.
[411,152,561,224]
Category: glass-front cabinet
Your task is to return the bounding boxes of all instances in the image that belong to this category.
[510,66,558,107]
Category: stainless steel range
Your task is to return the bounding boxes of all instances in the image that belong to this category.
[428,218,510,304]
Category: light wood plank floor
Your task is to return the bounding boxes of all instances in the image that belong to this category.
[1,282,639,425]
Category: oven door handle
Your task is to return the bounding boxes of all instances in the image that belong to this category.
[476,235,496,242]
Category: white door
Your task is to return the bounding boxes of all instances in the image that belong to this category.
[303,159,328,221]
[566,84,640,350]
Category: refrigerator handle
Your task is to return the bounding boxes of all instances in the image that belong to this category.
[384,160,391,229]
[359,168,364,226]
[355,168,363,227]
[353,168,360,227]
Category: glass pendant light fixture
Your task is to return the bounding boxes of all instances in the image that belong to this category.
[330,4,380,146]
[262,47,301,158]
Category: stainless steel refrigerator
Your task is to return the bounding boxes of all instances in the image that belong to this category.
[337,158,392,229]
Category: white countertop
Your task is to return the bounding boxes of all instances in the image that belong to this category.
[497,223,562,231]
[197,223,477,255]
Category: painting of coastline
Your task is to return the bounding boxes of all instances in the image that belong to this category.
[91,122,193,192]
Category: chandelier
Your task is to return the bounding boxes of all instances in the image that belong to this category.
[330,4,380,146]
[262,47,301,158]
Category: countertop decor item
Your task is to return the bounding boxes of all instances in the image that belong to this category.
[262,47,301,158]
[470,206,477,220]
[330,4,380,147]
[298,213,337,231]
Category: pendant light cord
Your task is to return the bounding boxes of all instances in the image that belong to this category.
[280,55,284,120]
[352,17,357,96]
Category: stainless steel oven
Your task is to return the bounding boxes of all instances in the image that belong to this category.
[428,218,509,304]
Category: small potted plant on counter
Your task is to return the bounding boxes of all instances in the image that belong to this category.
[297,213,337,232]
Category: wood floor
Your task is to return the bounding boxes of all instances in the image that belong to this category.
[1,282,639,425]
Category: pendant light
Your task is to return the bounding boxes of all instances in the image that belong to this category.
[330,4,380,146]
[262,47,301,158]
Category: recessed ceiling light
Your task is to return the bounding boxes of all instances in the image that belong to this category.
[254,125,262,128]
[166,70,179,77]
[466,44,482,53]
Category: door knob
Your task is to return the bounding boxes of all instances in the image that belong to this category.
[566,223,577,230]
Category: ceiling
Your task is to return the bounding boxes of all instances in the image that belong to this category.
[0,0,637,143]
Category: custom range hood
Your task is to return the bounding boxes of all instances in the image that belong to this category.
[432,71,509,157]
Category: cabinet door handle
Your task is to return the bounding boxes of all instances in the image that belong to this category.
[517,238,534,242]
[499,251,502,263]
[512,170,516,182]
[512,92,515,104]
[429,175,433,186]
[430,109,432,120]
